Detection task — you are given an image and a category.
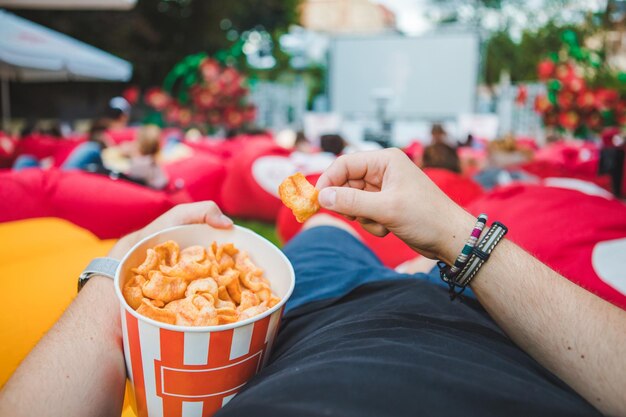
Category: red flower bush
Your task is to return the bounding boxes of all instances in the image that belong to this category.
[535,31,626,137]
[144,56,255,132]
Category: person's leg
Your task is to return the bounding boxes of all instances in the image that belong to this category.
[283,215,416,314]
[61,142,103,171]
[12,155,40,171]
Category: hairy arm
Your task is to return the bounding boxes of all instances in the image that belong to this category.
[0,276,125,417]
[317,149,626,416]
[400,205,626,416]
[0,201,233,417]
[466,238,626,416]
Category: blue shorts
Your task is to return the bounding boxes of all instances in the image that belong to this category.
[282,226,474,315]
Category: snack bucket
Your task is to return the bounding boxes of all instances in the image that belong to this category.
[114,224,295,417]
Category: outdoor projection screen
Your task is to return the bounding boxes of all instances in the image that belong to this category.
[329,33,480,119]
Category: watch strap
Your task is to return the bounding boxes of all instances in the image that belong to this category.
[78,257,120,292]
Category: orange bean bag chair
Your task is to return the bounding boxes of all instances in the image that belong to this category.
[0,217,144,416]
[0,218,116,385]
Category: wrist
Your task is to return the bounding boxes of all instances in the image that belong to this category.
[436,210,477,266]
[79,275,121,335]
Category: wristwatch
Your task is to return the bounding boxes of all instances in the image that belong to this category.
[77,257,120,292]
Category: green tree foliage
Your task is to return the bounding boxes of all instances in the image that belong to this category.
[11,0,301,85]
[484,31,517,85]
[484,21,593,84]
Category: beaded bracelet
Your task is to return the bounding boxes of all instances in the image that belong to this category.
[455,222,508,288]
[439,221,508,300]
[448,213,488,277]
[439,214,488,287]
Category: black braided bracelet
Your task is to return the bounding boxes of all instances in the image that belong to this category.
[439,221,508,300]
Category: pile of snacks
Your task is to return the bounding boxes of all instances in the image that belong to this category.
[123,240,280,326]
[278,172,320,223]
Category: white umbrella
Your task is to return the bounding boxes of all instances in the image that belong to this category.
[0,9,133,129]
[0,0,136,9]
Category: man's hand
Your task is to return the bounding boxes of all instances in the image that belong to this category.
[109,201,234,260]
[318,149,626,416]
[316,148,475,263]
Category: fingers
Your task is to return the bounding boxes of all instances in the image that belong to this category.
[316,150,390,190]
[318,186,380,220]
[184,201,234,229]
[153,201,233,231]
[361,222,389,237]
[358,218,389,237]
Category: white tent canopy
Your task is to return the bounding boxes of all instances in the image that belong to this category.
[0,9,133,129]
[0,0,136,9]
[0,9,132,82]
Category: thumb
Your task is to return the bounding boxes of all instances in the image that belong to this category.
[318,187,378,219]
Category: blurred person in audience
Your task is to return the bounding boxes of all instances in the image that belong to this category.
[105,97,131,130]
[458,134,474,148]
[126,124,169,190]
[598,127,625,197]
[430,123,448,145]
[294,131,314,153]
[473,135,535,190]
[42,121,65,139]
[19,119,38,138]
[320,134,346,156]
[421,143,461,173]
[12,120,111,172]
[60,121,111,172]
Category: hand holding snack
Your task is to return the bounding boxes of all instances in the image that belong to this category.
[279,172,320,223]
[316,148,475,264]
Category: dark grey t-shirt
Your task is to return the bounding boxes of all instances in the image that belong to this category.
[217,279,600,417]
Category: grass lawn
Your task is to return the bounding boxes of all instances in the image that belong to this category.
[233,218,281,248]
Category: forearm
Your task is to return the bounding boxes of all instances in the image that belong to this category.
[467,238,626,416]
[315,149,626,414]
[0,276,126,417]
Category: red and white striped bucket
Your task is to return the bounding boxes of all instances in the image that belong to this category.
[115,224,295,417]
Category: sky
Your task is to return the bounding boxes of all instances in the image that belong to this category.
[372,0,609,38]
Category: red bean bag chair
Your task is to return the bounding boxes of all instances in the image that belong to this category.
[422,168,484,207]
[533,140,600,178]
[164,153,227,205]
[519,159,612,192]
[403,141,424,162]
[515,136,539,152]
[467,183,626,310]
[106,127,138,145]
[184,135,275,160]
[15,134,83,167]
[0,168,52,221]
[458,146,488,176]
[220,140,290,222]
[48,170,176,239]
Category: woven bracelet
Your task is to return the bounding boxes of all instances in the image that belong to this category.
[439,214,488,287]
[440,221,508,300]
[448,213,488,277]
[453,221,508,294]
